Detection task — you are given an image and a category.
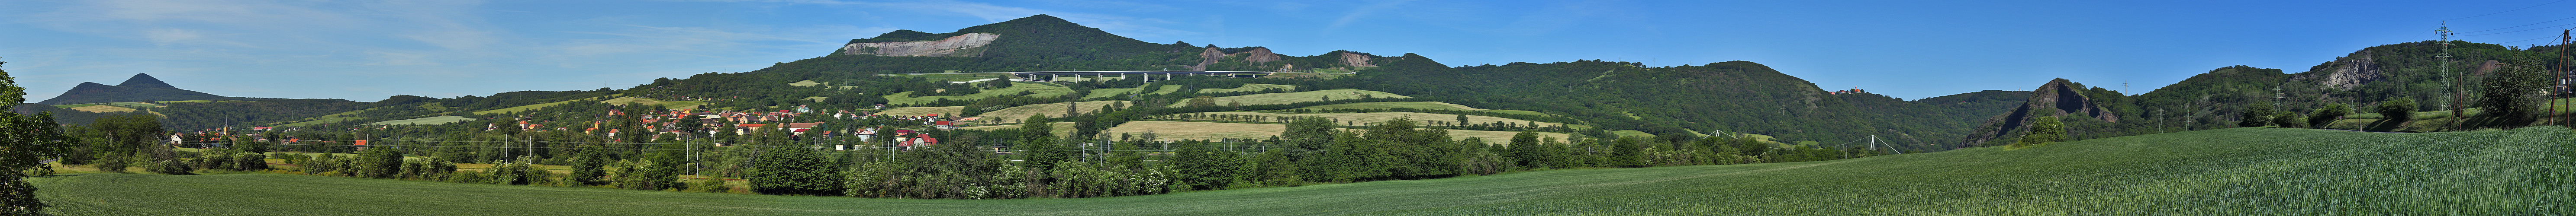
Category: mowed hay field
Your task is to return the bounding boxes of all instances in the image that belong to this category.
[958,122,1076,138]
[1164,89,1411,108]
[1101,121,1568,143]
[885,82,1075,105]
[875,106,964,117]
[1293,102,1549,116]
[1084,85,1183,98]
[1195,83,1298,93]
[971,101,1129,124]
[599,97,709,109]
[1161,111,1564,127]
[68,105,138,113]
[364,116,473,125]
[39,127,2569,215]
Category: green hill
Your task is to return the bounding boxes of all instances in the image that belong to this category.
[35,127,2570,215]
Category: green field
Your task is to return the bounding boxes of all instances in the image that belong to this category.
[363,116,473,125]
[1083,85,1183,98]
[884,82,1075,105]
[1164,89,1411,108]
[33,127,2573,215]
[1195,83,1298,93]
[474,96,614,115]
[1291,101,1549,116]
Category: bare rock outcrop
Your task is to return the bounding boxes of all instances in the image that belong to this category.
[1959,79,2119,146]
[1242,47,1281,63]
[2306,50,2383,90]
[1339,52,1377,67]
[840,33,1000,57]
[1189,45,1223,70]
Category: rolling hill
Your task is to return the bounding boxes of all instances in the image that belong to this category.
[36,73,267,105]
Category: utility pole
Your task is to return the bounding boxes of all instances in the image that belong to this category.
[2273,85,2287,116]
[2439,22,2462,117]
[2183,102,2196,131]
[2156,109,2166,130]
[2557,29,2569,126]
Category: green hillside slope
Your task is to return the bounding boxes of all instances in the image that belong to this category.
[35,127,2570,215]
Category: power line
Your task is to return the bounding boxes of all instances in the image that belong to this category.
[2449,0,2570,21]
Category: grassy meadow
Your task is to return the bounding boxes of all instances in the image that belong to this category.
[1157,111,1565,127]
[1083,85,1183,98]
[1291,101,1549,117]
[883,82,1075,105]
[363,116,473,125]
[1195,83,1298,93]
[32,127,2572,215]
[969,101,1129,124]
[1163,89,1412,108]
[1100,121,1569,143]
[874,106,964,117]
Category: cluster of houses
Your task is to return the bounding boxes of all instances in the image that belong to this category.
[1826,88,1868,95]
[490,105,970,150]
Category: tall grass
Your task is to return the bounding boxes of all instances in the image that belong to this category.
[32,127,2571,215]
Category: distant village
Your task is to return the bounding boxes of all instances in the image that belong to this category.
[171,104,972,151]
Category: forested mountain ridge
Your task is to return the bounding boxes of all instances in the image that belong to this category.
[1340,59,2023,152]
[1964,41,2572,146]
[819,14,1393,73]
[37,73,267,105]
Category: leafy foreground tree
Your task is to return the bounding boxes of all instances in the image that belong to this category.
[749,127,840,195]
[2,59,72,215]
[2309,104,2350,128]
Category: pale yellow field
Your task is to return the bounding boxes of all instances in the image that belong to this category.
[957,122,1077,138]
[876,106,964,117]
[1101,121,1568,144]
[1165,89,1412,108]
[971,101,1130,124]
[788,80,823,87]
[70,105,138,113]
[1158,111,1564,127]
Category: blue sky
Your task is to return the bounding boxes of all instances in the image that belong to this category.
[4,0,2573,102]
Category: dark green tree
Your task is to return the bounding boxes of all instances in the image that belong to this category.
[1018,115,1069,169]
[2239,103,2274,127]
[2377,98,2416,122]
[1,59,72,215]
[2479,60,2552,121]
[748,145,840,195]
[569,145,608,185]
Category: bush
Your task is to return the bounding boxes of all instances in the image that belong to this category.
[145,159,190,175]
[2309,104,2351,128]
[93,153,128,173]
[2012,116,2068,149]
[2239,103,2274,127]
[2377,98,2416,121]
[234,153,267,171]
[2271,112,2303,128]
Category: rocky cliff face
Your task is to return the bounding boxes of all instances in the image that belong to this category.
[2304,50,2383,90]
[840,33,1001,57]
[1241,47,1281,63]
[1340,52,1377,67]
[1190,45,1224,70]
[1959,79,2118,146]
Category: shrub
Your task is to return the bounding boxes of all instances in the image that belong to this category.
[2377,98,2416,121]
[234,153,267,171]
[2309,104,2351,128]
[2012,116,2068,149]
[2271,112,2303,128]
[93,153,128,173]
